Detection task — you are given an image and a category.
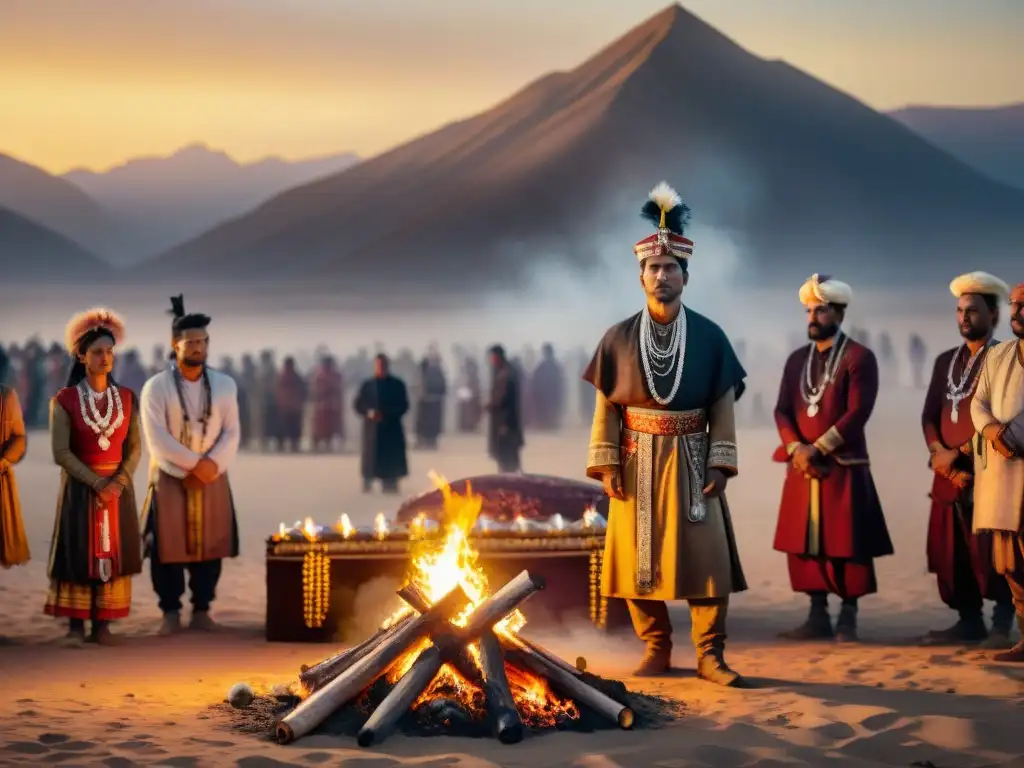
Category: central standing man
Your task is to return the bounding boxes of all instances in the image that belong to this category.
[772,275,892,642]
[140,296,241,635]
[583,182,748,686]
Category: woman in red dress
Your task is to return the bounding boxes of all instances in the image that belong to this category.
[45,308,143,646]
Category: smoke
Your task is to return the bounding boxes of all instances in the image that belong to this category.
[341,575,406,641]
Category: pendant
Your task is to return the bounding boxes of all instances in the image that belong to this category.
[807,403,819,418]
[950,406,959,424]
[98,435,111,451]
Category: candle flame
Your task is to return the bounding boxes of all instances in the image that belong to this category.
[373,512,388,540]
[302,517,317,541]
[514,514,528,532]
[337,513,354,538]
[551,513,565,530]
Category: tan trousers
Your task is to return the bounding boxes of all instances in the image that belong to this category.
[627,597,729,659]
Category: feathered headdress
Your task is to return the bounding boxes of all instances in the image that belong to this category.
[64,308,126,354]
[634,181,694,262]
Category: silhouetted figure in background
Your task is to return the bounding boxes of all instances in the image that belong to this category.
[354,354,409,493]
[311,355,344,452]
[275,356,307,452]
[456,355,482,433]
[414,354,446,449]
[529,343,565,431]
[909,333,928,389]
[486,344,524,473]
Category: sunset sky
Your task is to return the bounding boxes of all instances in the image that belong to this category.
[3,0,1022,175]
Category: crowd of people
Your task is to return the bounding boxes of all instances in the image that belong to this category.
[0,181,1021,696]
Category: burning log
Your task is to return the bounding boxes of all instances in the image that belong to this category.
[461,570,545,636]
[502,633,582,679]
[356,570,544,748]
[299,583,435,693]
[276,584,470,744]
[504,643,634,730]
[299,616,410,692]
[478,629,524,744]
[357,643,447,747]
[396,582,482,687]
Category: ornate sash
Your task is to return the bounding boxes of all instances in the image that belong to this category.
[622,406,707,593]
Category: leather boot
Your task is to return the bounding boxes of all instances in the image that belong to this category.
[627,599,673,676]
[992,615,1024,662]
[981,601,1016,649]
[779,593,833,640]
[923,613,988,645]
[696,652,744,687]
[835,599,859,642]
[90,621,125,646]
[158,611,183,636]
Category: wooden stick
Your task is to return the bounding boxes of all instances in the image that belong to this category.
[501,634,582,678]
[478,629,524,744]
[504,645,633,730]
[356,644,446,747]
[275,584,469,744]
[299,582,433,692]
[460,570,545,637]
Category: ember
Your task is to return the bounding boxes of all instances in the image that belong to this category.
[274,477,636,746]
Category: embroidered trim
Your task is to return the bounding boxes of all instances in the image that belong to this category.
[622,407,706,436]
[682,433,708,523]
[708,440,738,473]
[635,431,654,593]
[813,426,844,454]
[786,441,801,456]
[621,432,638,463]
[587,443,620,468]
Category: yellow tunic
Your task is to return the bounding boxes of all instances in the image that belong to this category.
[587,389,745,601]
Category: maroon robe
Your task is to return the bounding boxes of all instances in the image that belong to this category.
[772,336,893,598]
[922,344,1010,611]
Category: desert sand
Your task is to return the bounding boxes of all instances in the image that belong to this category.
[2,385,1023,768]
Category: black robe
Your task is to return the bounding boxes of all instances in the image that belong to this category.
[354,375,409,481]
[487,363,524,464]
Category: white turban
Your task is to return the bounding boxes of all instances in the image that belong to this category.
[798,274,853,307]
[949,271,1009,302]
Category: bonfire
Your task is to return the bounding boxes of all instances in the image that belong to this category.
[270,475,643,746]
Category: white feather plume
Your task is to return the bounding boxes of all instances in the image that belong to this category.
[648,181,681,212]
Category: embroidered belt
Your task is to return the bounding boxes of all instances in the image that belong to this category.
[622,407,706,436]
[89,461,121,583]
[622,406,709,594]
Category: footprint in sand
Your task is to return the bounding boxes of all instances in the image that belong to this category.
[38,734,70,745]
[4,741,51,755]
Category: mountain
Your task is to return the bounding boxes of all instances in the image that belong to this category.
[64,144,360,265]
[137,4,1024,292]
[887,103,1024,190]
[0,207,107,282]
[0,154,110,254]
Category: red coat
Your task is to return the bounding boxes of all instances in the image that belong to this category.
[921,345,1006,601]
[772,338,893,560]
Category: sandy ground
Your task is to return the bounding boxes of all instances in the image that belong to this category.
[2,385,1023,767]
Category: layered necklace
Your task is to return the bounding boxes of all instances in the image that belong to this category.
[639,305,687,405]
[76,380,125,451]
[801,333,848,418]
[171,366,213,449]
[945,340,990,424]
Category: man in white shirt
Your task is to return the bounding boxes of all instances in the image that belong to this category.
[140,296,240,635]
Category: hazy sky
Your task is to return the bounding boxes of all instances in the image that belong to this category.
[3,0,1022,174]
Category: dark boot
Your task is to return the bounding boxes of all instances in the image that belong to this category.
[835,599,859,642]
[627,599,673,676]
[58,618,87,648]
[779,593,833,640]
[923,612,988,645]
[981,601,1016,649]
[89,620,125,646]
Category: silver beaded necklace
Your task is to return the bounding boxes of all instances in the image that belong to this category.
[639,305,687,405]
